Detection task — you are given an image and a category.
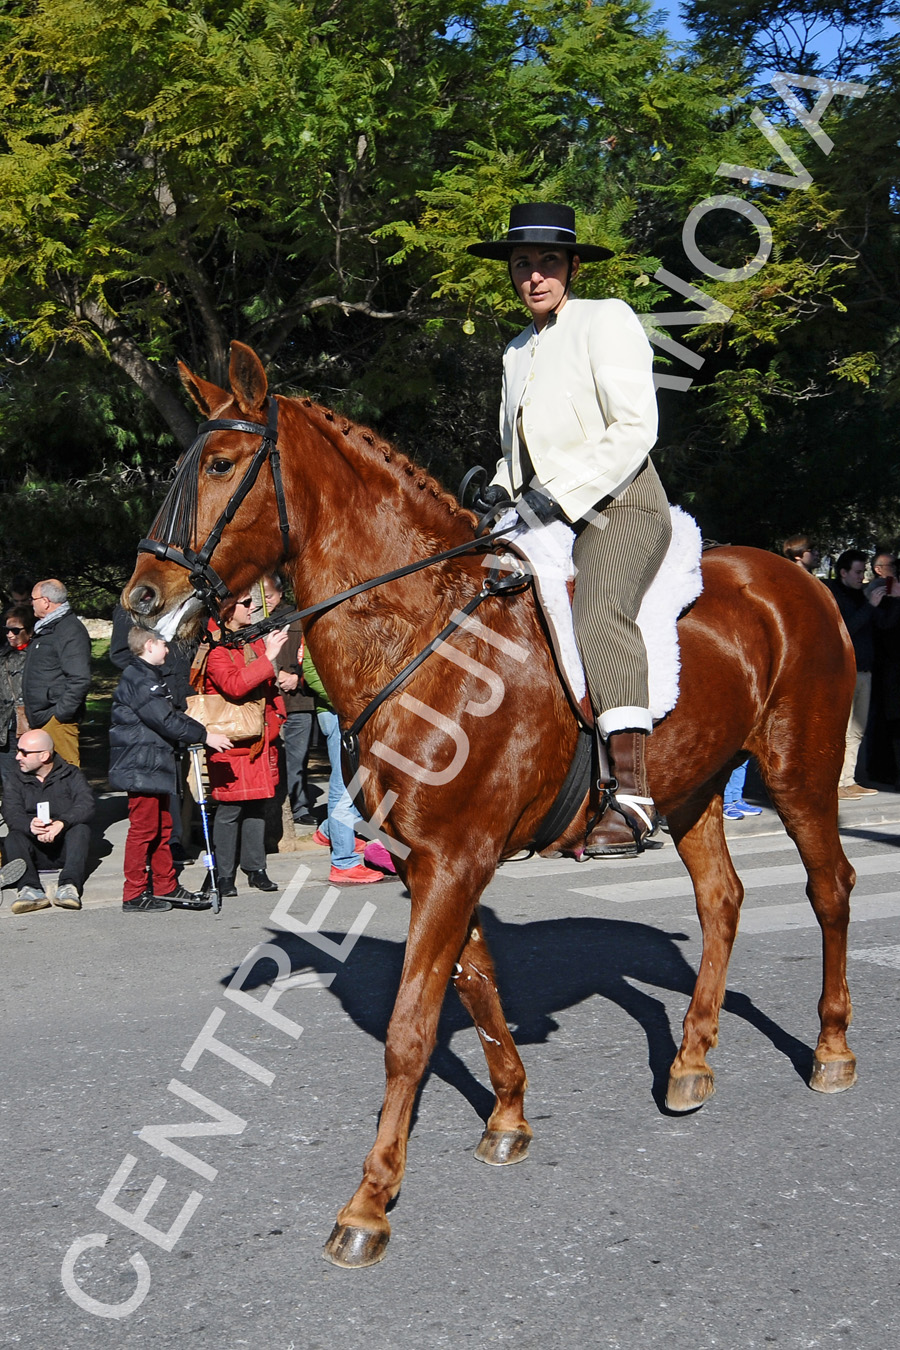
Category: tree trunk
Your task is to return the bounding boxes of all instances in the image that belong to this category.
[80,297,198,448]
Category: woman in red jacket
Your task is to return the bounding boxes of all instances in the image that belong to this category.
[204,595,289,895]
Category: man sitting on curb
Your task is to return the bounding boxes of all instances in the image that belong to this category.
[3,729,96,913]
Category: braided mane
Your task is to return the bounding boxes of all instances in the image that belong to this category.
[291,395,477,539]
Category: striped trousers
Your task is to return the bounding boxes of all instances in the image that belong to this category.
[571,458,671,732]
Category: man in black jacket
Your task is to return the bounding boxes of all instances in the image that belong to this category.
[4,728,96,913]
[23,579,92,766]
[824,549,900,798]
[109,627,231,912]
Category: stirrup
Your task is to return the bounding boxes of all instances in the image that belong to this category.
[613,793,657,835]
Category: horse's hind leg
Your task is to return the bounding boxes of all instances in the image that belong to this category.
[757,738,857,1093]
[665,795,744,1112]
[451,911,532,1165]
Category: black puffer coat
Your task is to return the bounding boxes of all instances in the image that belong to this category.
[108,658,206,795]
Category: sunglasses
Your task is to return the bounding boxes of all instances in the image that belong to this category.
[5,626,25,634]
[233,599,253,608]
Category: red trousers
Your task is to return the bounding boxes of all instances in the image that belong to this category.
[123,793,177,902]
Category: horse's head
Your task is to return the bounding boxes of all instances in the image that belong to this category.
[124,342,291,632]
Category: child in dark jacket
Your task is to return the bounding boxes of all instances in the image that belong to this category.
[109,627,231,912]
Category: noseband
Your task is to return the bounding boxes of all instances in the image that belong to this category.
[137,396,290,614]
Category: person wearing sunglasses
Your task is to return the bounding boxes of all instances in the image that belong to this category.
[0,605,35,785]
[200,596,289,896]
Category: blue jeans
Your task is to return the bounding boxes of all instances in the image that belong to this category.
[317,709,360,870]
[282,711,314,818]
[724,761,748,806]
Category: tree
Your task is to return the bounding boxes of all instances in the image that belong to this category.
[0,0,897,594]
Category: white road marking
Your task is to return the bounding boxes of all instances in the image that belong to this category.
[681,893,900,936]
[503,822,900,880]
[570,852,900,903]
[849,944,900,970]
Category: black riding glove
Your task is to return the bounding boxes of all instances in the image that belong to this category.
[517,488,563,526]
[473,482,513,516]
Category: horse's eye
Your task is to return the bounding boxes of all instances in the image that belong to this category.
[206,458,234,476]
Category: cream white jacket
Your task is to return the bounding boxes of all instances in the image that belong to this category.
[492,296,658,523]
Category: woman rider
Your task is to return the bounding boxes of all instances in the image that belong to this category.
[468,202,671,855]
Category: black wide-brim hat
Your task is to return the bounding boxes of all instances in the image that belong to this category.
[467,202,613,262]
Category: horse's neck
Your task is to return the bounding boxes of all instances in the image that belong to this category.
[283,402,479,716]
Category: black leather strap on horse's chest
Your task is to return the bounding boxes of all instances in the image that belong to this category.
[340,566,529,778]
[528,725,594,854]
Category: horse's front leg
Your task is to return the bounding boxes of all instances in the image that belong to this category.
[323,856,491,1269]
[451,910,532,1165]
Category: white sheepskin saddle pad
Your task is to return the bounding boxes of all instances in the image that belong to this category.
[495,503,703,722]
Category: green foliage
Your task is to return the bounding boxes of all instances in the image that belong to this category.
[0,0,897,581]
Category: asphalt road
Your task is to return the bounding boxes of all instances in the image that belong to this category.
[3,794,900,1350]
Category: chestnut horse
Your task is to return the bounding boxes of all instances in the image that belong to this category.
[125,342,857,1268]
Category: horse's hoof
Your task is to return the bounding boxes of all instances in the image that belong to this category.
[809,1054,858,1094]
[475,1128,532,1166]
[665,1071,715,1113]
[322,1222,390,1268]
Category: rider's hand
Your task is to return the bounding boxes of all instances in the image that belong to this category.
[473,482,512,516]
[263,627,290,661]
[517,488,563,526]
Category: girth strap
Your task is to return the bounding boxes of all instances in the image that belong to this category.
[528,726,594,854]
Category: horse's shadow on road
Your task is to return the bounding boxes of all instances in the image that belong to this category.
[224,907,812,1118]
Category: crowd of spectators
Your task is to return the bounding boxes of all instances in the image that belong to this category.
[0,572,391,916]
[2,542,898,905]
[781,538,900,799]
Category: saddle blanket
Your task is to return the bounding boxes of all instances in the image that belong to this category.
[496,503,703,722]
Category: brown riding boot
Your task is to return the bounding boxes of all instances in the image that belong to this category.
[584,731,659,858]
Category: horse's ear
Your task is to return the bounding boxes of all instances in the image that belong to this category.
[229,341,268,416]
[178,362,228,416]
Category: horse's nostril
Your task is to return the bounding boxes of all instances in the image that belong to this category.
[128,584,159,616]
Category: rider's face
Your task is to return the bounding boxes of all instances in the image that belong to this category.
[509,247,579,330]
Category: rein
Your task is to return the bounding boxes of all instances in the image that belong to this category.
[138,400,521,644]
[136,400,592,854]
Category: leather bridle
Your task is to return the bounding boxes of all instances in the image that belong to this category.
[135,397,521,646]
[137,396,290,614]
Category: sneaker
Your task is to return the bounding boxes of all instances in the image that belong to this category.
[293,813,317,827]
[732,799,763,816]
[53,883,82,910]
[123,893,172,912]
[722,804,745,820]
[154,883,209,910]
[838,783,879,799]
[0,858,27,890]
[363,840,397,874]
[12,886,52,914]
[329,863,385,885]
[313,829,365,853]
